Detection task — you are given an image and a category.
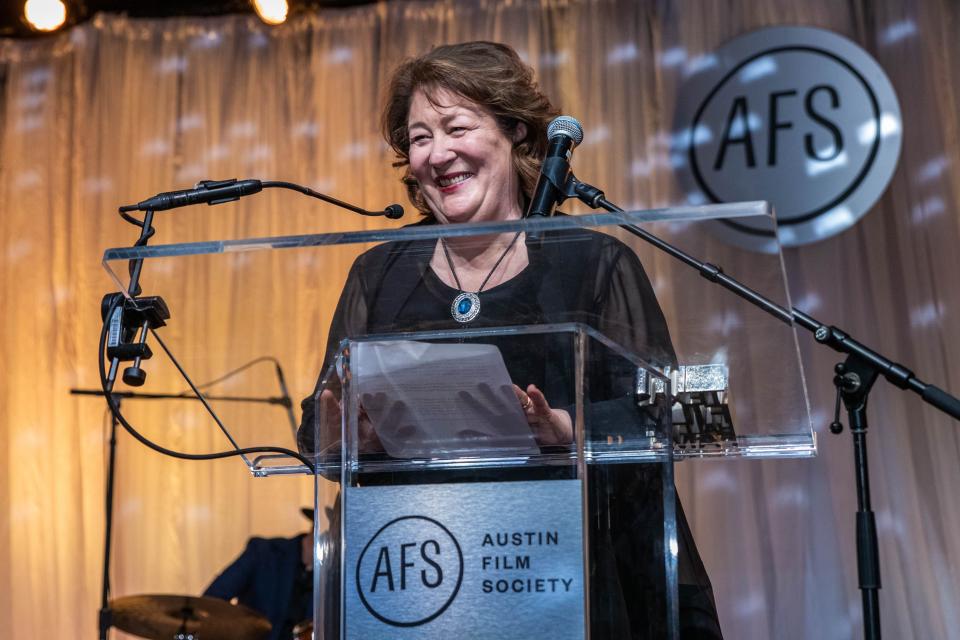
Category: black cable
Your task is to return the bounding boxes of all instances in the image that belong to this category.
[99,295,315,472]
[174,355,280,395]
[260,180,396,217]
[119,210,151,229]
[170,354,298,440]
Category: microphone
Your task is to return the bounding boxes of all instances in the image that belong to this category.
[119,178,405,220]
[120,179,262,212]
[526,116,584,217]
[383,204,405,220]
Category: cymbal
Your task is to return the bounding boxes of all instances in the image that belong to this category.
[110,594,271,640]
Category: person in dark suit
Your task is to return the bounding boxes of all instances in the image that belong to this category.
[203,511,314,640]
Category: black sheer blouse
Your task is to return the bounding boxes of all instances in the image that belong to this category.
[300,226,675,441]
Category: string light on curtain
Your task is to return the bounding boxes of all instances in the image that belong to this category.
[23,0,67,32]
[252,0,289,25]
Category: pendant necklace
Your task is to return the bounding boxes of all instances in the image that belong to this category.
[440,231,522,323]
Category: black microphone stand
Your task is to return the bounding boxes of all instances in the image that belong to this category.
[93,187,304,638]
[71,384,296,640]
[95,394,119,640]
[564,177,959,640]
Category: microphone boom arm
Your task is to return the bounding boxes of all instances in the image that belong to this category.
[569,174,958,640]
[569,175,959,410]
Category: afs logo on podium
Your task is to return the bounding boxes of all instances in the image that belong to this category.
[674,26,902,251]
[355,515,464,627]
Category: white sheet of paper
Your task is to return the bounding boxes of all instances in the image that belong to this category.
[353,341,539,458]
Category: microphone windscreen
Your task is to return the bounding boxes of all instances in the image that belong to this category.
[547,116,584,146]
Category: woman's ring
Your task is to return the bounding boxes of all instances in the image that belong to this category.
[522,396,533,411]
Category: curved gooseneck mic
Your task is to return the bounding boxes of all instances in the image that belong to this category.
[525,116,584,218]
[119,178,404,220]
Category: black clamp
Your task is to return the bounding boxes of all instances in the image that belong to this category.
[101,293,170,386]
[830,361,865,434]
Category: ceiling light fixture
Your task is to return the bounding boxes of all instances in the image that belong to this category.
[252,0,289,26]
[23,0,67,32]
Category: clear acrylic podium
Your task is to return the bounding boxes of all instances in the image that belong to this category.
[313,324,676,639]
[101,201,813,639]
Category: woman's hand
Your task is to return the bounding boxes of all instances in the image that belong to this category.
[513,383,573,446]
[317,389,384,453]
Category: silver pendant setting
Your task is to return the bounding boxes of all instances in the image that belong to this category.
[451,291,480,323]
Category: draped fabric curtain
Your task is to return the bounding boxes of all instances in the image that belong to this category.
[0,1,958,638]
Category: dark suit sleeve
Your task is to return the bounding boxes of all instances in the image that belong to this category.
[203,538,260,601]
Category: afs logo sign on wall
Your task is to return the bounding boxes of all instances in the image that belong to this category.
[355,515,464,627]
[674,26,902,251]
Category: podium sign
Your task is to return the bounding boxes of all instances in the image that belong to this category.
[345,480,585,639]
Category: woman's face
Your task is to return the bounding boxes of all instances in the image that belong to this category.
[406,88,526,224]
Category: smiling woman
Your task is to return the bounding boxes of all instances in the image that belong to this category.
[298,41,723,639]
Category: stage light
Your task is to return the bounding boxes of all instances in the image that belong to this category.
[23,0,67,32]
[252,0,288,25]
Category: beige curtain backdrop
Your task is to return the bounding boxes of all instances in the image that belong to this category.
[0,0,958,638]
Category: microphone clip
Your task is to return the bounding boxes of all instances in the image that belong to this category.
[193,178,249,206]
[102,293,170,387]
[568,177,605,209]
[552,173,607,210]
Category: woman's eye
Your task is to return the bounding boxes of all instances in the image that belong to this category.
[410,134,430,145]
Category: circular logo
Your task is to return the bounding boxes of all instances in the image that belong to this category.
[674,27,902,251]
[355,515,464,627]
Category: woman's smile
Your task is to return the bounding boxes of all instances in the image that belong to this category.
[436,171,475,191]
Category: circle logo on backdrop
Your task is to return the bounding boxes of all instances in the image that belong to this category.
[356,515,464,627]
[673,26,902,251]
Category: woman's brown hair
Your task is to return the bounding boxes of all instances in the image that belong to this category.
[381,41,560,218]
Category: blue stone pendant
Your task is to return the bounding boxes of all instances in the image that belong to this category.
[451,291,481,323]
